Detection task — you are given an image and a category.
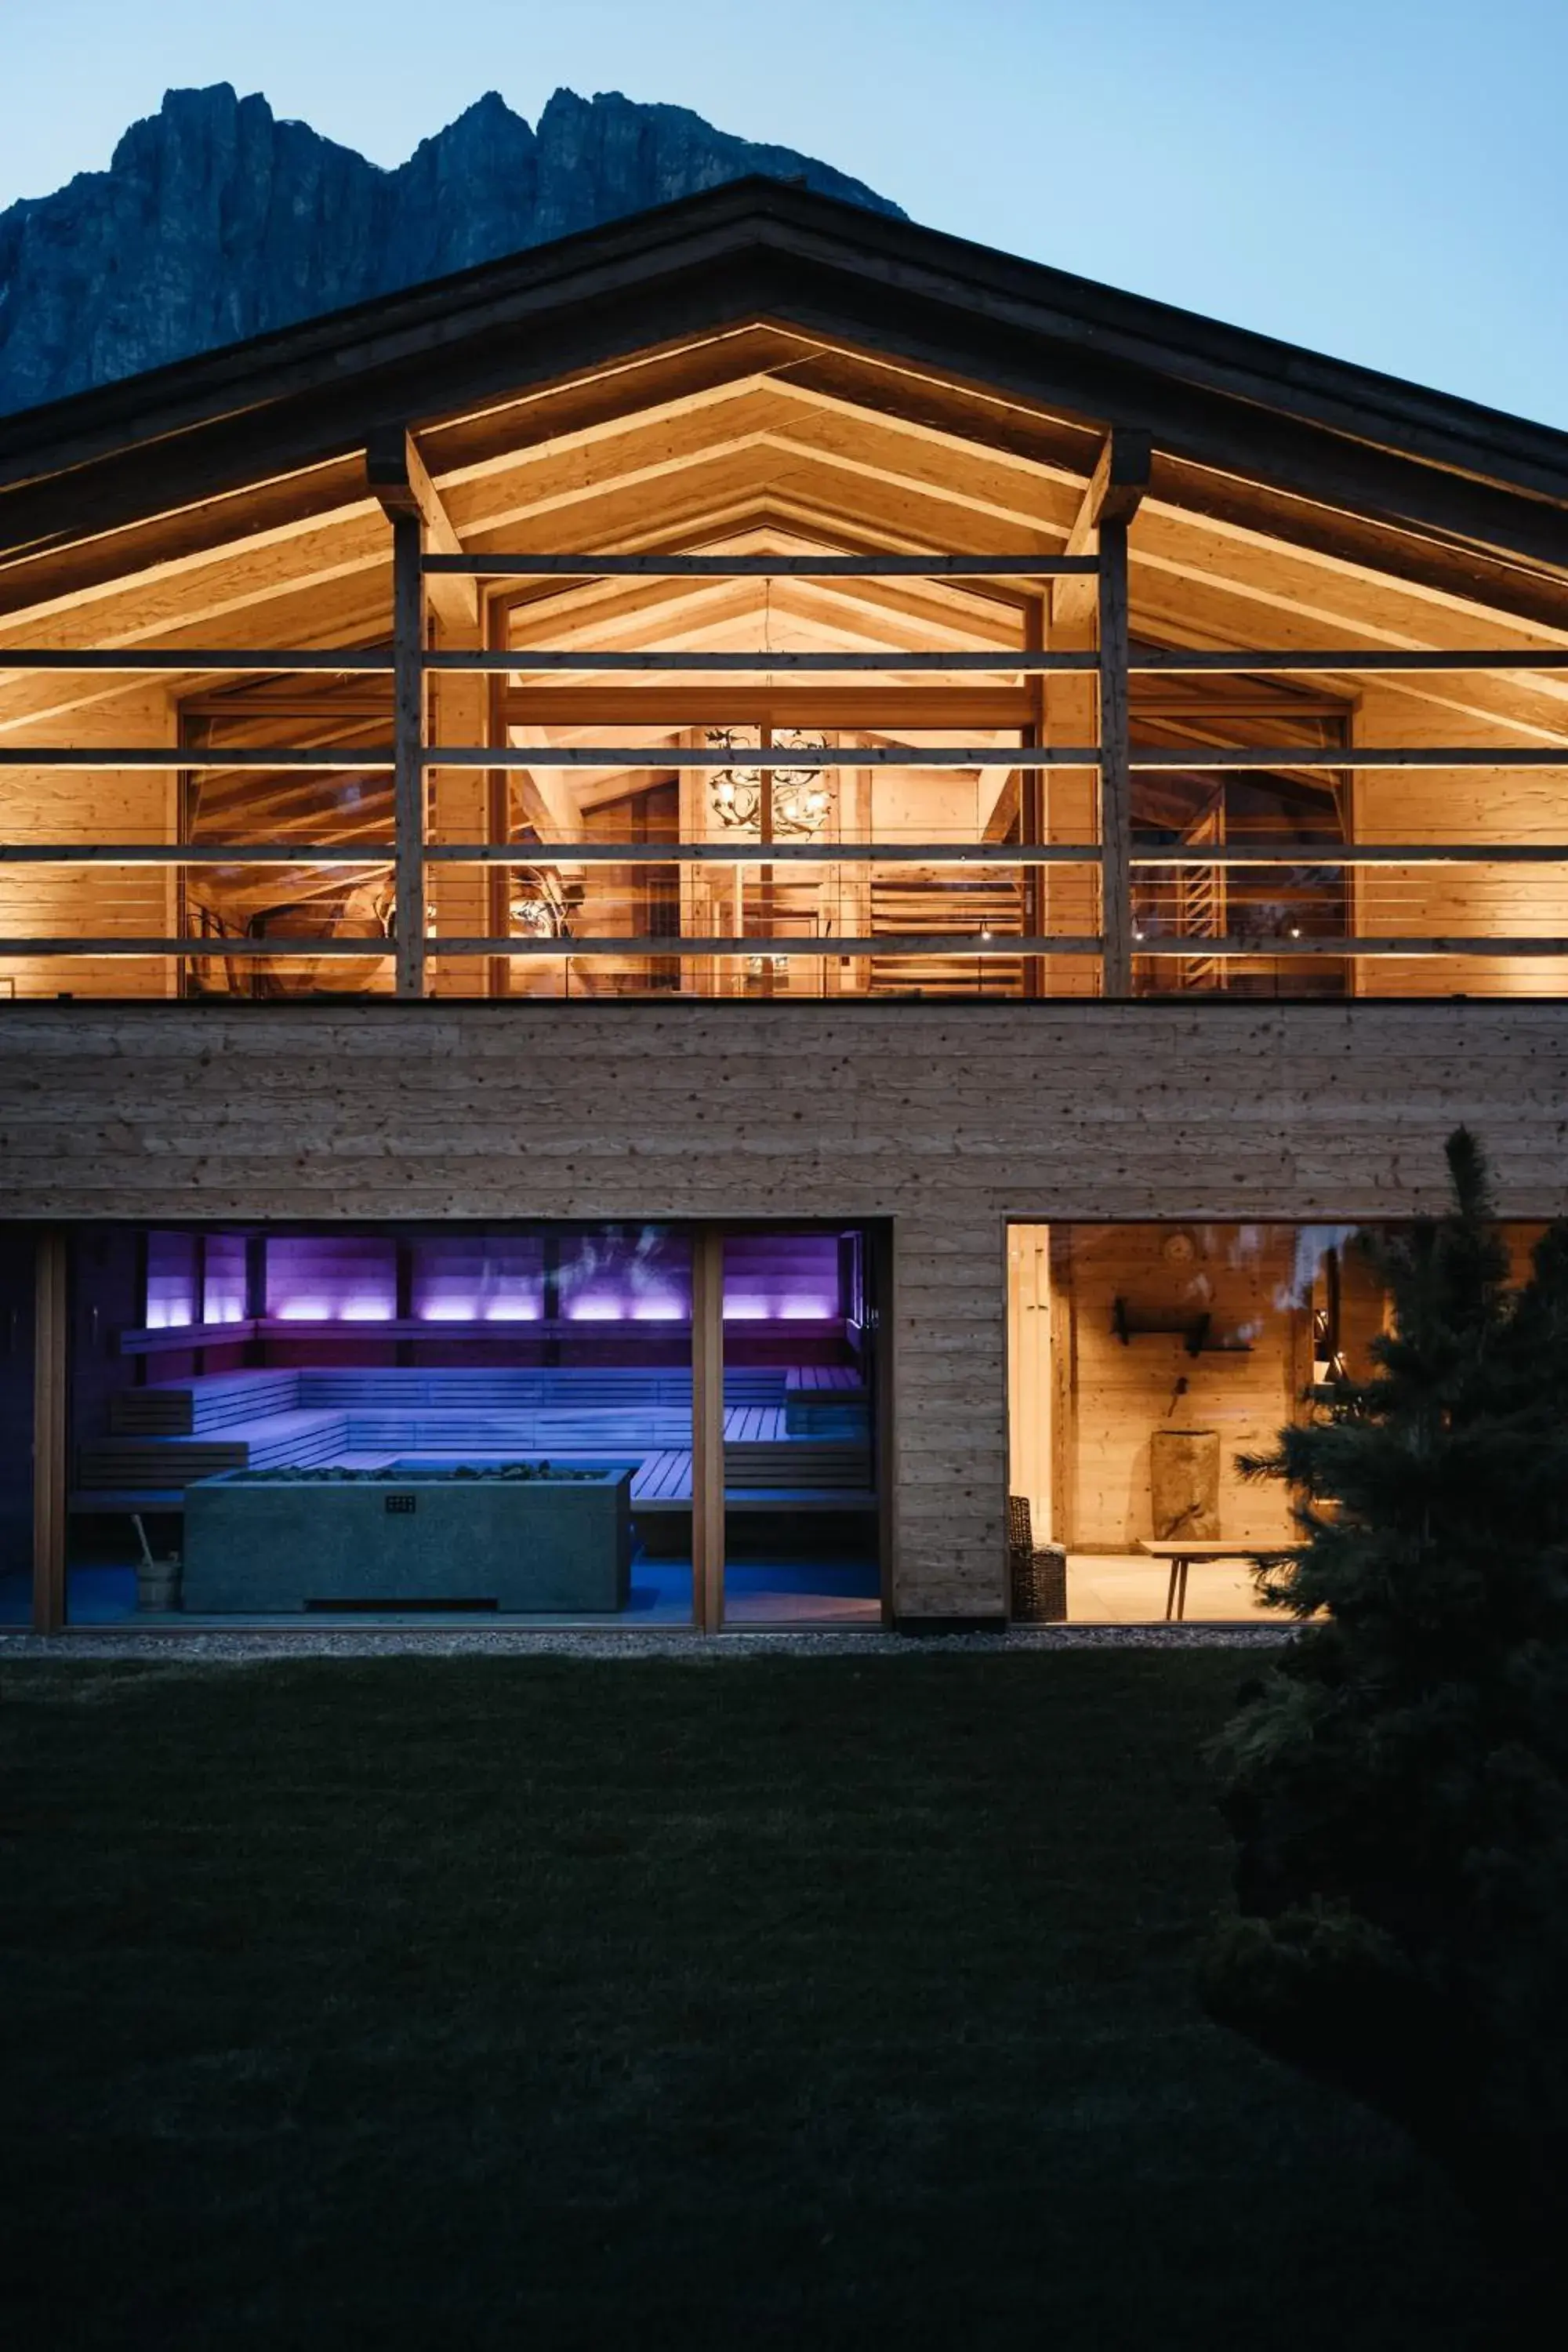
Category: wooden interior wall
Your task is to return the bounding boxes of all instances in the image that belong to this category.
[1055,1223,1302,1552]
[1352,685,1568,996]
[7,999,1568,1617]
[0,686,175,998]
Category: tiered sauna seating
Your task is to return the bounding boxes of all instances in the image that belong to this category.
[74,1364,873,1516]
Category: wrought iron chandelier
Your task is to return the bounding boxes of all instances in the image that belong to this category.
[507,866,564,938]
[706,728,834,837]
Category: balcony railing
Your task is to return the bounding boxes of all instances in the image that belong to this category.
[3,535,1568,1001]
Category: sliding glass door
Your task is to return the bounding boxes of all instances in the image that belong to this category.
[717,1224,885,1628]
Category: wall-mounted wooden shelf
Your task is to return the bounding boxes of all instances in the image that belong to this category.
[1110,1297,1254,1357]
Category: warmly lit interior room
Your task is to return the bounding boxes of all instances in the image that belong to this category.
[1007,1219,1544,1623]
[5,325,1568,1012]
[162,554,1362,1006]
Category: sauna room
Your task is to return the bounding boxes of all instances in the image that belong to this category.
[0,1220,881,1628]
[1006,1220,1544,1624]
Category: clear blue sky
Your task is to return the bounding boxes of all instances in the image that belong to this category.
[4,0,1566,426]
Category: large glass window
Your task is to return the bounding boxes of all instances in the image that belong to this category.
[64,1223,696,1627]
[1007,1219,1539,1624]
[53,1219,884,1630]
[719,1228,884,1628]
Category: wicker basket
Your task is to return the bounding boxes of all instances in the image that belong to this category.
[1007,1494,1068,1623]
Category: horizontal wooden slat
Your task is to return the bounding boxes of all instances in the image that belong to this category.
[430,841,1098,865]
[14,842,1559,871]
[431,935,1100,958]
[430,649,1098,673]
[1130,746,1568,770]
[499,688,1035,727]
[0,937,391,956]
[16,932,1568,961]
[1129,648,1568,675]
[1132,935,1568,956]
[1130,845,1568,866]
[0,935,1098,959]
[419,744,1568,771]
[0,845,390,866]
[3,645,1560,680]
[424,742,1098,768]
[0,747,393,771]
[423,554,1098,577]
[6,646,1559,678]
[0,648,395,674]
[120,1319,263,1356]
[0,841,1102,867]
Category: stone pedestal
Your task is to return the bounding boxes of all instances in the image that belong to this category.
[1150,1428,1220,1541]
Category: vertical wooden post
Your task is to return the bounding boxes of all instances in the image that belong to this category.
[1097,517,1133,996]
[392,514,427,998]
[869,1221,896,1627]
[31,1229,67,1635]
[1047,1227,1077,1549]
[485,593,512,1000]
[1022,596,1046,999]
[691,1229,725,1632]
[757,723,775,996]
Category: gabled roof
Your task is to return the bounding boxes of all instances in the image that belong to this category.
[2,176,1566,618]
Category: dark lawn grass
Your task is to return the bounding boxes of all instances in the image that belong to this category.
[0,1652,1506,2350]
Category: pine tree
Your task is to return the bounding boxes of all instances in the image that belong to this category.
[1202,1130,1568,2238]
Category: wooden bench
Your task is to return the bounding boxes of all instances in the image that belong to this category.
[79,1410,348,1490]
[79,1371,858,1505]
[630,1448,877,1516]
[1138,1538,1294,1621]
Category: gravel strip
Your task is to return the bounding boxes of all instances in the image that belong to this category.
[0,1624,1289,1663]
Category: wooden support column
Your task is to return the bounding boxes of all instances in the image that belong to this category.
[1022,597,1047,997]
[31,1229,67,1635]
[1047,1229,1077,1550]
[757,724,775,996]
[485,594,513,1000]
[1055,430,1149,1000]
[691,1229,726,1632]
[391,514,427,999]
[1098,517,1133,996]
[370,429,480,998]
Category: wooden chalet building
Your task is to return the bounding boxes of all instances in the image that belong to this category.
[4,178,1568,1633]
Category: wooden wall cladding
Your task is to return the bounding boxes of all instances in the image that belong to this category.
[5,998,1568,1616]
[0,686,176,1000]
[1351,685,1568,997]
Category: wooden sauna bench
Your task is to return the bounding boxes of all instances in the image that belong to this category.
[625,1441,876,1519]
[72,1365,873,1515]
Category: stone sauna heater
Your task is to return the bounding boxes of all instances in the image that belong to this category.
[182,1461,636,1613]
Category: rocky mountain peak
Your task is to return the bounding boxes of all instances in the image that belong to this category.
[0,83,901,415]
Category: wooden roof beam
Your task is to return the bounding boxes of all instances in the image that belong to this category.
[366,429,480,637]
[1053,431,1152,631]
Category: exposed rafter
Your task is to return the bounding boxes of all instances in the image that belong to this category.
[1053,432,1152,631]
[366,429,481,636]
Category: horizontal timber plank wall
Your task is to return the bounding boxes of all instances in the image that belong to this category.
[5,999,1568,1620]
[0,687,176,997]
